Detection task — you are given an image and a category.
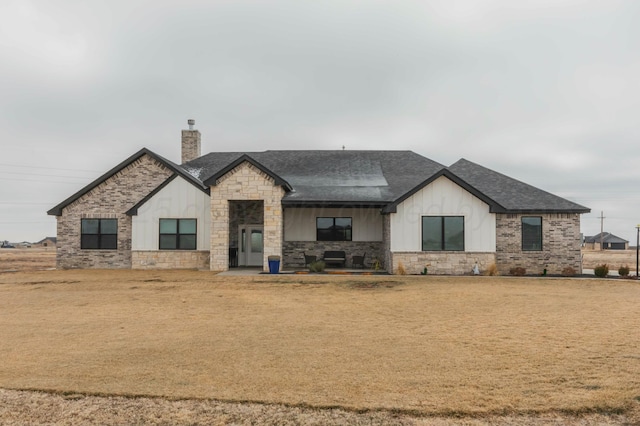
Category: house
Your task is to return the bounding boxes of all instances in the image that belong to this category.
[36,237,57,248]
[583,232,628,250]
[47,120,590,275]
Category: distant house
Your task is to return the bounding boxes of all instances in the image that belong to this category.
[584,233,628,250]
[36,237,57,248]
[47,120,590,275]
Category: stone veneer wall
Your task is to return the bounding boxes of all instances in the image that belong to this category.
[390,252,496,275]
[495,213,582,275]
[132,251,210,269]
[283,241,384,268]
[55,155,173,269]
[210,162,285,271]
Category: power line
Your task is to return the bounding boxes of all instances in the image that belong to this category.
[0,170,95,179]
[0,177,88,184]
[0,202,56,205]
[0,163,100,173]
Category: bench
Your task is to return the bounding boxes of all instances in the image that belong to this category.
[322,250,346,267]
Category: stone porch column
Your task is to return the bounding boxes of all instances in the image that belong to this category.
[210,198,229,271]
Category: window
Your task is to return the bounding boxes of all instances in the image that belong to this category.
[522,216,542,251]
[81,219,117,250]
[422,216,464,251]
[316,217,352,241]
[159,219,197,250]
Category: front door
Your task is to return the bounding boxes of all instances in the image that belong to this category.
[238,225,263,266]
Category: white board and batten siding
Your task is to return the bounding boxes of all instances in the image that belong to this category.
[132,177,211,250]
[390,176,496,252]
[284,207,383,241]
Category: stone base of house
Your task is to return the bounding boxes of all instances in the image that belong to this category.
[283,241,385,269]
[56,249,130,269]
[132,251,210,269]
[391,252,496,275]
[494,252,580,276]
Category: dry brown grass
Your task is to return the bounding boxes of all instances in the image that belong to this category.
[1,269,639,424]
[0,249,640,425]
[582,249,639,271]
[0,247,56,272]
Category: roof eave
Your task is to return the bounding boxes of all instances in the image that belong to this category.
[497,208,591,214]
[282,200,389,209]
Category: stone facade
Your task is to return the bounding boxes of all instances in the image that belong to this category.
[132,251,210,269]
[495,213,582,275]
[391,251,496,275]
[283,241,384,269]
[391,252,496,275]
[55,154,173,269]
[209,162,285,271]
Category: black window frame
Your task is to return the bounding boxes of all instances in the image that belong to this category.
[316,217,353,241]
[80,218,118,250]
[421,216,465,251]
[159,218,197,250]
[522,216,543,251]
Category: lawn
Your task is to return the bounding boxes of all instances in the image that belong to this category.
[1,270,639,419]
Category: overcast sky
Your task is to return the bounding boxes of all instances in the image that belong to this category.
[1,0,639,244]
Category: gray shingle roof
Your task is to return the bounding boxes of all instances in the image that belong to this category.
[185,151,589,213]
[184,150,445,205]
[447,158,589,213]
[584,232,628,244]
[48,148,590,216]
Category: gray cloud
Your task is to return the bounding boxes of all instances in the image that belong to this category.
[1,0,639,242]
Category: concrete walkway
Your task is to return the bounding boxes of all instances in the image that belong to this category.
[218,267,381,276]
[217,268,263,276]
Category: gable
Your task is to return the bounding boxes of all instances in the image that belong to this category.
[131,175,211,251]
[47,148,207,216]
[389,175,496,252]
[383,169,504,214]
[48,153,174,216]
[202,155,291,190]
[394,175,493,216]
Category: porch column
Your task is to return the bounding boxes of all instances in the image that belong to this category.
[263,197,283,271]
[210,198,229,271]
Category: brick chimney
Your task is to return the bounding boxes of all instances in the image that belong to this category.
[181,119,201,164]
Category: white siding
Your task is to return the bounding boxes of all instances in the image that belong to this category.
[390,176,496,252]
[284,207,383,241]
[132,177,211,250]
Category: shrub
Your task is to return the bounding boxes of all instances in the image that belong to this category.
[372,259,382,271]
[618,265,630,277]
[308,260,325,273]
[396,262,406,275]
[561,266,576,277]
[594,264,609,278]
[509,267,526,276]
[485,263,499,276]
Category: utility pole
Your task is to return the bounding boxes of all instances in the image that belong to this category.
[598,211,605,250]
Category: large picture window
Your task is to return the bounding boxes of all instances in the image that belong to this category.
[422,216,464,251]
[522,216,542,251]
[81,218,117,250]
[159,219,197,250]
[316,217,352,241]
